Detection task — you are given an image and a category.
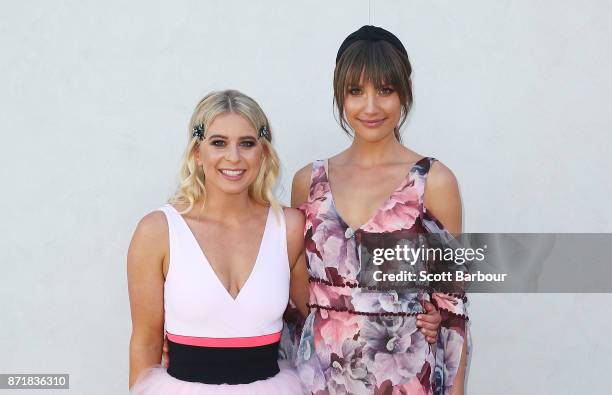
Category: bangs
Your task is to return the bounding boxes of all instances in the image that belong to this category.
[338,40,411,93]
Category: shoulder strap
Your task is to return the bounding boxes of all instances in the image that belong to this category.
[275,206,288,260]
[307,160,328,202]
[412,156,436,179]
[155,204,179,248]
[409,157,437,213]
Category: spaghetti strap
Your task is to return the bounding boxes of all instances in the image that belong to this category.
[412,156,437,178]
[305,160,327,203]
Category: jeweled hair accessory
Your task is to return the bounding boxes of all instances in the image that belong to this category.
[192,123,205,141]
[258,125,271,141]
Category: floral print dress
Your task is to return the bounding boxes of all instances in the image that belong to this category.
[295,157,469,395]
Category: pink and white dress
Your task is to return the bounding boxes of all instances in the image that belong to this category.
[130,204,303,394]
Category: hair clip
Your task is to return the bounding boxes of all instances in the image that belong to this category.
[258,125,271,141]
[192,123,205,141]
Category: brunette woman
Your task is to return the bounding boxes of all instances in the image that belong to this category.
[292,26,469,395]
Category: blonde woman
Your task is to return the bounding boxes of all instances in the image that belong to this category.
[127,90,305,394]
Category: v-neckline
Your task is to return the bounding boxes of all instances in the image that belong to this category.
[323,158,422,232]
[169,204,271,302]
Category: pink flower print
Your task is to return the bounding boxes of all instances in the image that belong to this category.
[309,282,353,319]
[392,377,428,395]
[297,315,329,394]
[327,339,372,395]
[362,177,422,233]
[350,289,383,313]
[431,293,465,317]
[351,289,425,316]
[361,317,429,385]
[437,327,465,391]
[317,311,361,356]
[312,220,359,280]
[303,184,331,227]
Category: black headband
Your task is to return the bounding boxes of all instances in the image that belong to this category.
[336,25,408,64]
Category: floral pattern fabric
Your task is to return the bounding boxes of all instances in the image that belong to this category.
[295,158,469,395]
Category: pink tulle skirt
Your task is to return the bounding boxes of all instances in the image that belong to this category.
[130,360,303,395]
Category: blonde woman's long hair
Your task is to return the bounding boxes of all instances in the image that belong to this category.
[169,90,281,215]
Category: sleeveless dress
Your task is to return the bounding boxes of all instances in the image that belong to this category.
[130,204,303,395]
[295,158,469,395]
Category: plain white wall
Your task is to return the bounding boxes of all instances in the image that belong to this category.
[1,1,610,394]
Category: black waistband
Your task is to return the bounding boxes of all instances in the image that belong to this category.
[166,339,280,385]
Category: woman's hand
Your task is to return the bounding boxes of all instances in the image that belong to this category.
[417,301,441,344]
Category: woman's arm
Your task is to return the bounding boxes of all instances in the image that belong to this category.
[127,211,167,389]
[284,207,308,318]
[424,161,462,236]
[285,164,313,318]
[424,161,468,395]
[291,163,312,208]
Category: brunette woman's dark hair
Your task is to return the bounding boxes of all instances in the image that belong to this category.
[333,39,413,141]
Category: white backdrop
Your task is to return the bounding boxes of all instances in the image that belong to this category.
[1,1,611,394]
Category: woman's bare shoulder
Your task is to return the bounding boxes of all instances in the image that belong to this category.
[136,210,167,234]
[282,206,305,231]
[130,210,169,257]
[427,159,459,190]
[424,159,462,233]
[292,163,313,187]
[291,163,314,207]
